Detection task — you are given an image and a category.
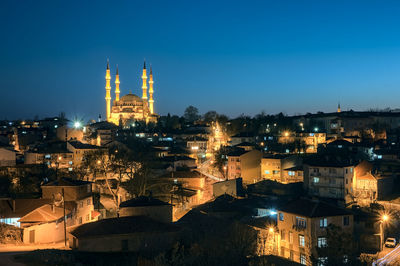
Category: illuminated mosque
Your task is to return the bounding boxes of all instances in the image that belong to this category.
[105,60,158,126]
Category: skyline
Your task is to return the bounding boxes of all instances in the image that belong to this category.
[2,1,400,120]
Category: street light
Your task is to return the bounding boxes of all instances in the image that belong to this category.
[380,214,390,250]
[73,121,82,129]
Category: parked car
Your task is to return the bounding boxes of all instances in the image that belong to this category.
[385,238,397,248]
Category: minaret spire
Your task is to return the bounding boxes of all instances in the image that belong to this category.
[115,64,120,102]
[105,59,112,121]
[149,65,154,114]
[337,102,341,113]
[141,60,148,101]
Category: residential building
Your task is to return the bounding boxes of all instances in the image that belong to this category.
[277,198,354,265]
[227,149,262,183]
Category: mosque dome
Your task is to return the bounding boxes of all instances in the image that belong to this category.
[119,93,143,104]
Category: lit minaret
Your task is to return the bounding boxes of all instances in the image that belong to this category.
[105,59,112,121]
[115,65,120,102]
[337,102,341,113]
[149,66,154,114]
[141,60,148,101]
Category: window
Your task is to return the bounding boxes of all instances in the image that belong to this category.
[281,229,286,241]
[264,170,270,174]
[318,237,327,248]
[313,168,319,173]
[87,198,91,205]
[290,251,294,261]
[299,235,305,247]
[87,184,91,193]
[317,257,328,266]
[79,202,83,208]
[279,213,284,221]
[296,217,307,229]
[85,214,90,221]
[289,231,293,244]
[343,216,350,226]
[300,254,307,265]
[273,170,279,175]
[288,171,295,176]
[313,177,320,183]
[319,218,327,228]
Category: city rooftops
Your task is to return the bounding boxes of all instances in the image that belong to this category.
[304,154,358,167]
[227,149,248,157]
[279,198,352,218]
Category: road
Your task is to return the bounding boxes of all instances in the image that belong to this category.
[374,244,400,265]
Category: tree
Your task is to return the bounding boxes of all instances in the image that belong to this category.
[315,224,357,265]
[203,111,218,123]
[184,106,200,123]
[212,146,228,179]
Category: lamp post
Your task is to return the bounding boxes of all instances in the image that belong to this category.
[380,214,389,250]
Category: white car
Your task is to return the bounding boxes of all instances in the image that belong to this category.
[385,238,397,248]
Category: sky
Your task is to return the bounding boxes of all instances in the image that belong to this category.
[2,0,400,121]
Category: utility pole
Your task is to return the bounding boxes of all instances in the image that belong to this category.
[62,188,67,247]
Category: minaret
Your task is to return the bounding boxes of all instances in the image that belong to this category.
[141,60,148,101]
[337,102,341,113]
[105,59,112,121]
[149,66,154,114]
[115,65,120,102]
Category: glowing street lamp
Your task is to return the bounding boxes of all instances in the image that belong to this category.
[380,214,390,250]
[74,121,82,129]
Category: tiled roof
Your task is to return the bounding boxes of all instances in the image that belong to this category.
[18,204,70,223]
[279,198,352,218]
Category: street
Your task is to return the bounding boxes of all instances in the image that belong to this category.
[374,244,400,265]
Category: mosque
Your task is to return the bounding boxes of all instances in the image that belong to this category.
[105,60,158,126]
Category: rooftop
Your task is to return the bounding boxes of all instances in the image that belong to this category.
[119,196,171,208]
[70,216,179,238]
[42,177,92,187]
[279,198,352,218]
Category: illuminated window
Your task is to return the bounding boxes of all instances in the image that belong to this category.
[300,254,307,265]
[299,235,305,247]
[289,231,293,244]
[288,171,295,176]
[319,218,327,228]
[318,237,327,248]
[264,170,270,174]
[313,177,320,183]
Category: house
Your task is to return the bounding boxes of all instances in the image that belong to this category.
[227,149,262,183]
[41,178,97,226]
[69,216,180,252]
[303,155,358,203]
[24,141,73,170]
[19,204,72,244]
[119,196,173,223]
[277,198,354,265]
[159,155,197,171]
[213,178,244,198]
[0,145,16,166]
[230,132,255,146]
[0,198,52,227]
[66,141,101,167]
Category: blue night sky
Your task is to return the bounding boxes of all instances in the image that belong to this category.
[2,0,400,121]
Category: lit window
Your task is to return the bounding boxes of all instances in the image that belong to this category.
[319,218,327,228]
[264,170,270,174]
[318,237,327,248]
[289,231,293,244]
[300,254,307,265]
[288,171,295,176]
[299,235,305,247]
[313,177,320,183]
